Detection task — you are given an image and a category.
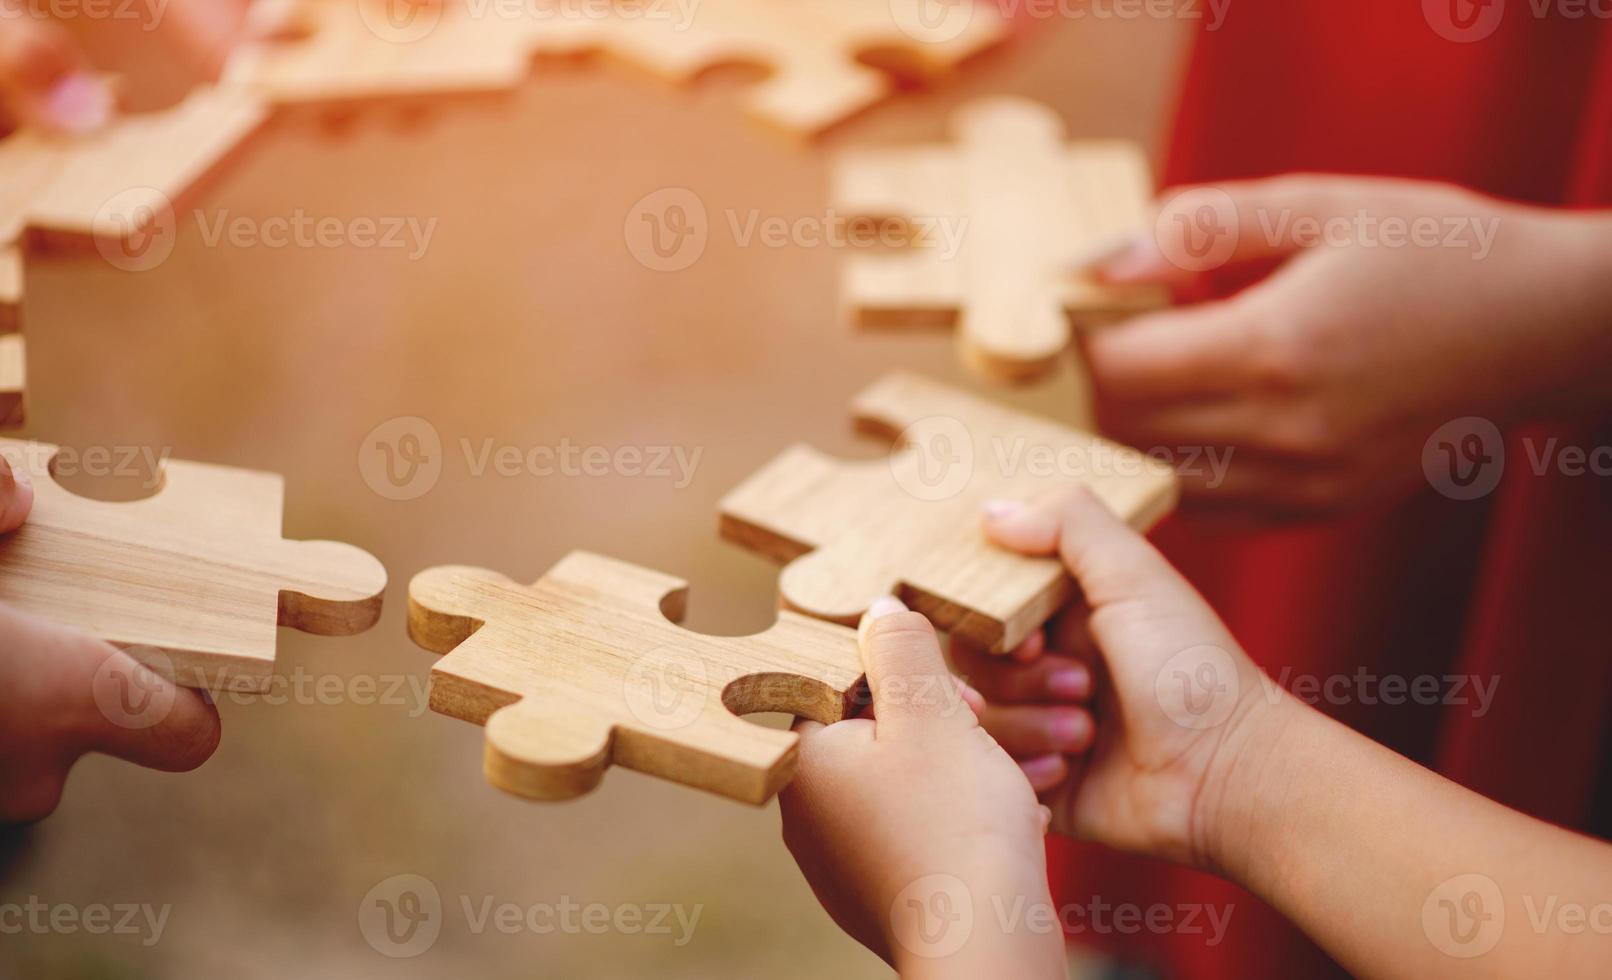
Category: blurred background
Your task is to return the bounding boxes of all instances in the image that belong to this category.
[0,4,1190,978]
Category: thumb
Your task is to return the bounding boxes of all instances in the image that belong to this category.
[1097,176,1350,285]
[981,488,1212,615]
[0,13,111,134]
[1,605,222,772]
[857,597,971,739]
[0,455,33,533]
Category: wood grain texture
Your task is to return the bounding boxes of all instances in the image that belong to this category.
[720,372,1178,653]
[228,0,1005,133]
[835,96,1166,383]
[409,551,864,804]
[0,438,387,691]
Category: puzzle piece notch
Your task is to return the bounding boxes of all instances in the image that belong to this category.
[835,97,1167,383]
[720,372,1178,653]
[229,0,1006,134]
[0,438,387,691]
[408,552,864,804]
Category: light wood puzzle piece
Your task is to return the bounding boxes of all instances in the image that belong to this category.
[408,551,864,804]
[0,438,387,692]
[230,0,1006,133]
[835,97,1167,382]
[0,88,265,249]
[720,372,1178,654]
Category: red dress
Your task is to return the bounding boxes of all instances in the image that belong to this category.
[1043,6,1612,977]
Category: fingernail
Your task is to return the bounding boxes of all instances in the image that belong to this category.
[1048,668,1089,700]
[44,74,113,135]
[1020,754,1064,780]
[6,463,28,490]
[1050,712,1089,749]
[201,688,216,706]
[1095,234,1161,282]
[982,499,1025,520]
[866,595,906,622]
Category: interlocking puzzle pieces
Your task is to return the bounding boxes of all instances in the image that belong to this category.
[230,0,1006,134]
[409,551,864,804]
[720,372,1178,654]
[834,97,1168,383]
[0,438,387,691]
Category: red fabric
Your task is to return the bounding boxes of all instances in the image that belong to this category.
[1045,7,1612,978]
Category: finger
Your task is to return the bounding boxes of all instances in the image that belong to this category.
[0,604,221,772]
[791,717,826,737]
[0,455,33,533]
[0,12,110,134]
[1009,628,1044,663]
[857,596,974,738]
[984,490,1206,615]
[980,704,1093,756]
[949,640,1091,704]
[1020,755,1069,794]
[1097,397,1347,466]
[1097,176,1355,285]
[1078,295,1277,403]
[1044,604,1099,665]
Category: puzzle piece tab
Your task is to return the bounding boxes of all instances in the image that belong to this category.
[409,552,863,804]
[230,0,1006,134]
[835,97,1166,383]
[0,438,387,691]
[720,372,1178,653]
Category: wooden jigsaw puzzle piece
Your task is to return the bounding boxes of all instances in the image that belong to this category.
[721,372,1178,653]
[0,439,386,691]
[835,97,1165,383]
[408,552,863,804]
[0,88,266,246]
[228,0,538,104]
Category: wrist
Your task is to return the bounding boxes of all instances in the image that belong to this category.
[1188,687,1317,883]
[885,854,1063,980]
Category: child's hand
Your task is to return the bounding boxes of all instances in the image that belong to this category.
[975,489,1276,868]
[780,599,1066,978]
[1085,177,1612,518]
[0,456,221,823]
